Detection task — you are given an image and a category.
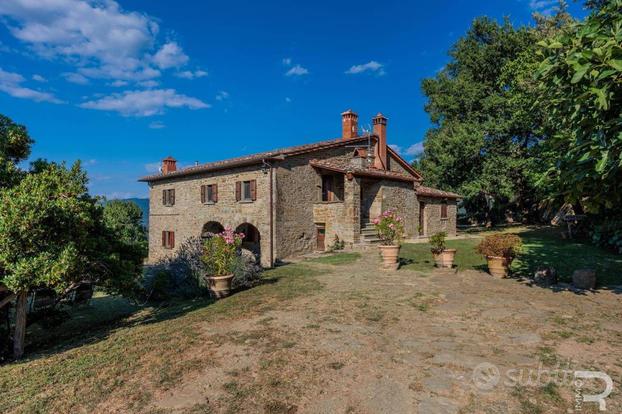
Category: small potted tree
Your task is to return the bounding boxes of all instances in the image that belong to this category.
[202,227,244,298]
[430,231,456,268]
[373,209,405,270]
[475,233,522,278]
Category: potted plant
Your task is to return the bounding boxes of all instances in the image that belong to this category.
[430,231,456,268]
[202,227,244,298]
[475,233,522,278]
[373,209,405,270]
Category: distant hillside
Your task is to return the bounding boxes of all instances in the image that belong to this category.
[110,198,149,227]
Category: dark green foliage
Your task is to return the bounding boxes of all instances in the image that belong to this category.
[0,114,33,188]
[429,232,447,254]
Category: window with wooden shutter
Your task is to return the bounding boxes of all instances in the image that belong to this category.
[163,189,175,206]
[200,185,206,203]
[162,231,175,249]
[250,180,257,200]
[213,184,218,202]
[441,200,448,219]
[321,175,334,201]
[235,181,241,201]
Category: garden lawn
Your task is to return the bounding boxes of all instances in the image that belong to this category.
[400,227,622,286]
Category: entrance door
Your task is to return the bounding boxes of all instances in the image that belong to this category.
[316,224,326,251]
[419,202,426,236]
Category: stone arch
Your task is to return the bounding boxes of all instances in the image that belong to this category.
[201,221,225,240]
[235,222,261,257]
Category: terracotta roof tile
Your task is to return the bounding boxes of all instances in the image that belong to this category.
[415,185,462,199]
[309,159,417,182]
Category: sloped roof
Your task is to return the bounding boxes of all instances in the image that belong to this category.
[309,159,418,183]
[416,185,462,199]
[139,136,373,182]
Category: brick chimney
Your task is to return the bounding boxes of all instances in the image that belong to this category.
[162,156,177,174]
[373,113,387,170]
[341,109,358,140]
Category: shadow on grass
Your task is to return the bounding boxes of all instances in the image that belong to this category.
[511,227,622,290]
[19,262,323,363]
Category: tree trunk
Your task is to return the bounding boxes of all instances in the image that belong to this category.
[13,291,27,359]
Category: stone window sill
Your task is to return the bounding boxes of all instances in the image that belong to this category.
[314,201,344,205]
[203,201,216,205]
[440,218,449,221]
[238,199,254,204]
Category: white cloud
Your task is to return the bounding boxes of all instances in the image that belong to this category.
[285,64,309,76]
[148,120,165,129]
[138,79,159,88]
[110,80,128,87]
[63,72,89,84]
[175,69,208,79]
[152,42,188,69]
[215,90,229,101]
[79,88,210,116]
[389,144,402,154]
[0,0,195,82]
[282,57,292,66]
[0,67,62,103]
[345,60,385,75]
[144,162,161,173]
[32,74,46,82]
[285,97,292,103]
[405,142,424,157]
[528,0,559,15]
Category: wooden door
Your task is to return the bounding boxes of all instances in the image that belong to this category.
[316,225,326,251]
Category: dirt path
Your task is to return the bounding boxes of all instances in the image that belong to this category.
[153,251,622,413]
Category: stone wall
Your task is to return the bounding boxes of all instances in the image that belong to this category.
[418,196,457,237]
[274,146,357,257]
[148,164,273,267]
[380,180,418,238]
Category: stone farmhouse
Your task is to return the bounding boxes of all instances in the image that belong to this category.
[140,110,460,267]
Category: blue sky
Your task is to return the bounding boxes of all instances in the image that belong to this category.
[0,0,586,199]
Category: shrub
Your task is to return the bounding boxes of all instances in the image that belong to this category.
[590,219,622,254]
[476,233,522,258]
[232,248,262,289]
[429,231,447,254]
[328,234,345,252]
[373,209,405,246]
[202,228,244,276]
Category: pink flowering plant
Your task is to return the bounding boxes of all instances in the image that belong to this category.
[373,209,405,246]
[202,228,245,276]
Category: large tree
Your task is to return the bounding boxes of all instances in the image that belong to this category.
[535,0,622,212]
[417,12,572,223]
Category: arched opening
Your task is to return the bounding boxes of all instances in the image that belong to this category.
[235,223,261,257]
[201,221,224,240]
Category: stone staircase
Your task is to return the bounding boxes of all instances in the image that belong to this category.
[359,222,381,244]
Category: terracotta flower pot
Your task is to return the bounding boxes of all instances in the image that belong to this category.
[486,256,512,278]
[379,245,400,271]
[207,274,234,298]
[432,249,457,268]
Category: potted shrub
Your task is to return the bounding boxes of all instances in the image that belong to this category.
[373,209,405,270]
[475,233,522,278]
[430,231,456,268]
[202,227,244,298]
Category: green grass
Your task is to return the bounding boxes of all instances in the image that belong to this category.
[399,238,486,272]
[0,262,323,414]
[400,227,622,285]
[307,252,361,265]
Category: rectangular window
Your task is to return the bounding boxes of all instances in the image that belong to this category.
[236,180,257,202]
[201,184,218,203]
[441,201,448,219]
[321,175,334,201]
[162,189,175,206]
[161,231,175,249]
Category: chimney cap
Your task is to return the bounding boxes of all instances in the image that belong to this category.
[373,112,388,124]
[163,156,176,161]
[341,109,357,116]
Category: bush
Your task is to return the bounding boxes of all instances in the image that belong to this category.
[429,232,447,254]
[373,209,405,246]
[143,237,208,300]
[328,235,345,252]
[476,233,522,258]
[590,219,622,254]
[232,248,262,289]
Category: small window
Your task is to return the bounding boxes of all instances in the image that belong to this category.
[162,189,175,206]
[441,200,448,219]
[162,231,175,249]
[201,184,218,203]
[321,175,333,201]
[236,180,257,202]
